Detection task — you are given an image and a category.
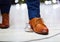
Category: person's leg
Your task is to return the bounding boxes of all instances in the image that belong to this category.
[26,0,40,20]
[0,4,11,28]
[26,0,49,35]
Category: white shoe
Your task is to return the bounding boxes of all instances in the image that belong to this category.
[25,23,33,32]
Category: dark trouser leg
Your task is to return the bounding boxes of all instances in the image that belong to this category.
[26,0,40,20]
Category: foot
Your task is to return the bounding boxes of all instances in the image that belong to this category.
[0,13,9,29]
[29,18,49,35]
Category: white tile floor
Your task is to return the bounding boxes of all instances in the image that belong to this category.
[0,3,60,42]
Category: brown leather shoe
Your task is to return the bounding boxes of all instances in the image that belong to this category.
[29,18,49,35]
[0,13,9,29]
